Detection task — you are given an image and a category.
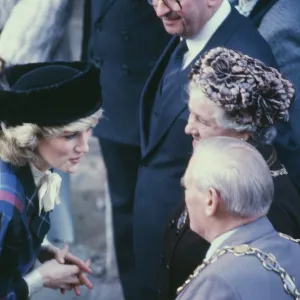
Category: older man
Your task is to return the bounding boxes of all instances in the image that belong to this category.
[176,136,300,300]
[134,0,276,298]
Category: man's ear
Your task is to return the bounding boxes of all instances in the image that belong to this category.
[205,188,220,217]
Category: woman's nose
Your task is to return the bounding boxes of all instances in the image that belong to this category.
[75,132,90,154]
[185,118,194,135]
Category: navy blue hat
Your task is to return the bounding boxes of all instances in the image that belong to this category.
[0,61,102,127]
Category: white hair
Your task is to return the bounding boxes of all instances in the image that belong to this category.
[190,136,274,217]
[189,85,277,144]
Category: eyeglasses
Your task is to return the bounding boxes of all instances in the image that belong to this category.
[147,0,182,11]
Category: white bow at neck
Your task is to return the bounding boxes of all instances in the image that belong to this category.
[29,164,62,214]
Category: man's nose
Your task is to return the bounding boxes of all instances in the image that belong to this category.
[155,0,171,17]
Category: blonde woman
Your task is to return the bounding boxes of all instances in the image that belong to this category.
[0,61,102,299]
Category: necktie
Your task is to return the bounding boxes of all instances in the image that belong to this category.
[169,39,188,74]
[38,171,62,214]
[161,40,188,93]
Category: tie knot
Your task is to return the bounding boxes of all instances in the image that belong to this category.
[174,40,188,59]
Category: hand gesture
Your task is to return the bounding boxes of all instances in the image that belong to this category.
[37,259,83,290]
[39,244,93,295]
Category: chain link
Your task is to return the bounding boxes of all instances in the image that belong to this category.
[177,234,300,299]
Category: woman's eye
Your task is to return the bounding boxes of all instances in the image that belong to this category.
[195,116,204,124]
[63,133,77,140]
[196,117,210,126]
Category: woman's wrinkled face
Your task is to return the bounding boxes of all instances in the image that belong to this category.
[185,88,232,148]
[36,127,93,173]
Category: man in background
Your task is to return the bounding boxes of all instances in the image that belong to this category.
[233,0,300,193]
[83,1,171,299]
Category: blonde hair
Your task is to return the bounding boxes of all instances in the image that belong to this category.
[0,108,103,166]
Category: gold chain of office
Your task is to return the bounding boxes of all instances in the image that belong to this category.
[177,233,300,299]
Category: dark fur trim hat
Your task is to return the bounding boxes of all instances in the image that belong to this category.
[0,61,102,127]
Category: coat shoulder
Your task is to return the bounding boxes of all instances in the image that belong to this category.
[0,161,25,215]
[182,234,300,299]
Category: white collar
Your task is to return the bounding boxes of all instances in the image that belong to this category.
[29,163,47,186]
[235,0,259,17]
[205,227,237,260]
[29,163,62,214]
[186,0,231,55]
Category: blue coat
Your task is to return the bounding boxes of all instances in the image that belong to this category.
[0,161,50,299]
[86,0,171,145]
[133,7,277,298]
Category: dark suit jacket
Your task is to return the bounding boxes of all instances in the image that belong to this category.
[250,0,300,192]
[84,0,171,145]
[133,7,277,298]
[161,144,300,300]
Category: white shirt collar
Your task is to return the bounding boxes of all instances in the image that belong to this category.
[29,163,47,186]
[235,0,259,17]
[186,0,231,56]
[205,227,237,260]
[29,163,62,214]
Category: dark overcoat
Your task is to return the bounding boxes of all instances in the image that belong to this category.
[86,0,171,145]
[133,7,277,299]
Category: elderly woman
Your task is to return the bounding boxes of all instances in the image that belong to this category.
[160,47,300,300]
[0,62,102,299]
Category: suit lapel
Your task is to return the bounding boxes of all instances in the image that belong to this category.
[91,0,118,24]
[140,36,179,154]
[145,65,190,157]
[249,0,279,27]
[141,9,241,158]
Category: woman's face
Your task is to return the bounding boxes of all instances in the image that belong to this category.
[185,88,235,148]
[36,127,93,173]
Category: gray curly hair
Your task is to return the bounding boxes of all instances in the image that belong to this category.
[189,47,295,144]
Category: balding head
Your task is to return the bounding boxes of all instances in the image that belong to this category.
[183,136,274,240]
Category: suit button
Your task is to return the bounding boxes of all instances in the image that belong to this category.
[168,219,176,228]
[95,23,102,30]
[160,254,164,264]
[140,161,148,167]
[166,264,170,269]
[94,58,103,68]
[122,64,129,75]
[121,31,130,41]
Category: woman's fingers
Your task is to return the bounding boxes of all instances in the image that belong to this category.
[73,285,81,296]
[79,272,93,289]
[65,253,92,273]
[56,244,69,264]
